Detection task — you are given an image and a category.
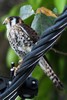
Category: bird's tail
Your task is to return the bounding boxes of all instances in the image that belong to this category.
[39,56,63,90]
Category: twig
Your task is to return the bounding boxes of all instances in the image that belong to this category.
[51,48,67,56]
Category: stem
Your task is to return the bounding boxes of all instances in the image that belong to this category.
[51,48,67,56]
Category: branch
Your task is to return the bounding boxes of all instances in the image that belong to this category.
[51,48,67,56]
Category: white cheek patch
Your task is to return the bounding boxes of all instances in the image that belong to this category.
[6,23,10,29]
[6,23,11,37]
[11,18,16,26]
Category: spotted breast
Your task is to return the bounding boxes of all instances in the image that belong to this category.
[8,24,34,58]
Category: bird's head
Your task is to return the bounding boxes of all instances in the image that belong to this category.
[3,16,23,28]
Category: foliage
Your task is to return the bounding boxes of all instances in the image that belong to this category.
[0,0,67,100]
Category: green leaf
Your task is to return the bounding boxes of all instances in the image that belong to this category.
[54,0,66,13]
[6,48,19,68]
[35,76,52,100]
[31,13,56,35]
[9,5,21,16]
[23,14,34,25]
[59,57,65,78]
[16,96,21,100]
[53,8,58,15]
[20,5,35,20]
[28,0,42,10]
[32,65,43,80]
[28,0,55,11]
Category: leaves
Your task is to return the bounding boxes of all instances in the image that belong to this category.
[6,48,19,68]
[35,76,52,100]
[36,7,57,18]
[54,0,66,13]
[20,5,34,20]
[32,65,43,80]
[28,0,42,10]
[31,7,56,35]
[31,13,56,35]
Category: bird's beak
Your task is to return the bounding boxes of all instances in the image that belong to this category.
[2,20,6,25]
[2,18,9,25]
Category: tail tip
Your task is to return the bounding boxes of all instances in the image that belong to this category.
[56,81,64,91]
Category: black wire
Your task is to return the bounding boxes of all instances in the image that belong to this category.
[21,21,67,63]
[1,64,37,100]
[55,10,67,23]
[7,92,18,100]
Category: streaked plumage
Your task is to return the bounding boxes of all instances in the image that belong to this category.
[3,16,63,90]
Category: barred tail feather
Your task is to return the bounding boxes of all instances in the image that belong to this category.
[39,56,63,90]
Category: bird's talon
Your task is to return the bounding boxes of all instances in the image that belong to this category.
[18,59,23,65]
[14,63,22,76]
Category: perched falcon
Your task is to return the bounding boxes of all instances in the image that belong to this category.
[3,16,63,90]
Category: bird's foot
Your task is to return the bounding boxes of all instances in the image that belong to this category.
[14,59,23,76]
[18,59,23,65]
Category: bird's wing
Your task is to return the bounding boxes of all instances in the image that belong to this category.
[20,23,39,43]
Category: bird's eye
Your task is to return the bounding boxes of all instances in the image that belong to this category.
[16,19,19,23]
[9,17,13,21]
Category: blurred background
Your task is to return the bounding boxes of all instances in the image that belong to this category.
[0,0,67,100]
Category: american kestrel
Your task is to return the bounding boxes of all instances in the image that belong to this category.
[3,16,63,90]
